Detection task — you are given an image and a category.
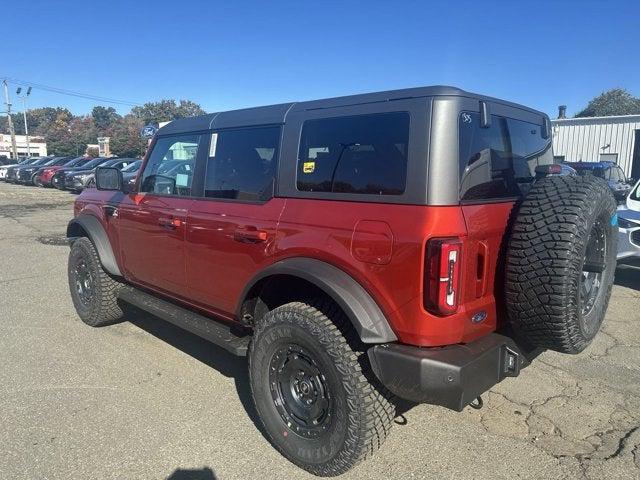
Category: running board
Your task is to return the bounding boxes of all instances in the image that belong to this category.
[118,285,251,356]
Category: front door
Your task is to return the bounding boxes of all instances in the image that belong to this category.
[185,126,284,316]
[115,133,202,298]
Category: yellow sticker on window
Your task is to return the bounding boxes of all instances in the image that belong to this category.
[303,161,315,173]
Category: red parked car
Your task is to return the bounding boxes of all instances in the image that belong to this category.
[35,156,93,187]
[66,86,617,476]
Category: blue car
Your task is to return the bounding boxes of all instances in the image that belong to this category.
[565,161,634,203]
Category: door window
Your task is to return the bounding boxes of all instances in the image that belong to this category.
[296,112,409,195]
[205,126,280,201]
[139,134,200,196]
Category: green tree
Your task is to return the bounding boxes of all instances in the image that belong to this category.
[91,106,121,133]
[108,115,147,158]
[575,88,640,117]
[130,99,206,124]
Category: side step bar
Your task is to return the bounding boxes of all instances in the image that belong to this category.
[118,285,251,356]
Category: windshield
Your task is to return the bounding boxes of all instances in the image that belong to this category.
[32,157,53,166]
[121,160,142,172]
[80,157,111,169]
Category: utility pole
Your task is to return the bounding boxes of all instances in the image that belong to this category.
[16,87,32,157]
[2,79,18,160]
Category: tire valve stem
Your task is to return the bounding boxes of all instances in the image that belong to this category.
[470,396,483,410]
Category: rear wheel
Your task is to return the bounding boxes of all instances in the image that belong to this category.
[68,237,125,327]
[249,300,395,476]
[505,175,617,353]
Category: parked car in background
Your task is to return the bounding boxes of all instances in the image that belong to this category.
[35,156,92,187]
[0,157,38,179]
[16,156,74,185]
[70,157,138,192]
[4,157,52,183]
[565,161,634,203]
[51,157,112,190]
[617,179,640,261]
[120,160,143,188]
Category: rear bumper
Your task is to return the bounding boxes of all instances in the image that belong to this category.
[368,333,540,411]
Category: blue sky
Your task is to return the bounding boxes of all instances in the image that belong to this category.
[3,0,638,118]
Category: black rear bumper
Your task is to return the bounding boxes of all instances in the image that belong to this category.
[368,333,540,411]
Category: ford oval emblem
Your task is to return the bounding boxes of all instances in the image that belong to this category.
[140,124,158,138]
[472,311,487,324]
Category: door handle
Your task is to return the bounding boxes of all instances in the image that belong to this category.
[158,217,183,229]
[234,227,268,243]
[103,205,118,218]
[475,241,490,298]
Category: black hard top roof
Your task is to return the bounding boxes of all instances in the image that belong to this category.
[157,85,547,136]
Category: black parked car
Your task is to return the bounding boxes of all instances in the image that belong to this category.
[16,156,74,185]
[5,157,53,183]
[120,160,143,188]
[51,157,112,190]
[65,157,138,192]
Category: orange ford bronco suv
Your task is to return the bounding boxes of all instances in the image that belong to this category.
[66,86,617,476]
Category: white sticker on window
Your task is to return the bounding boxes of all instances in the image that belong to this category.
[175,173,189,187]
[209,133,218,157]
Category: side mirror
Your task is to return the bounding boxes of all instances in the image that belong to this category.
[95,167,123,191]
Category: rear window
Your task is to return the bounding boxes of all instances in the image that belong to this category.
[459,112,552,201]
[297,112,409,196]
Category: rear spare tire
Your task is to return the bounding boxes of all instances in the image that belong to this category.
[505,175,617,354]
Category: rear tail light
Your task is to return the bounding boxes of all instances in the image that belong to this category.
[424,238,462,315]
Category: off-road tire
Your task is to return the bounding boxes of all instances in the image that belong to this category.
[505,175,617,353]
[249,300,395,476]
[68,237,125,327]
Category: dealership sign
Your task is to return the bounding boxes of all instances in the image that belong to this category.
[140,124,158,138]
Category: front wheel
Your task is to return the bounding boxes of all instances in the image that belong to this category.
[249,300,395,476]
[68,237,125,327]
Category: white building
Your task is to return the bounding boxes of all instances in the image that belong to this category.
[0,133,48,158]
[551,112,640,180]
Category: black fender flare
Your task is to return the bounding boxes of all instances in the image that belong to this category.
[66,215,122,277]
[238,257,397,344]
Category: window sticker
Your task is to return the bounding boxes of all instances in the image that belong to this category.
[209,133,218,157]
[175,173,189,187]
[303,161,315,174]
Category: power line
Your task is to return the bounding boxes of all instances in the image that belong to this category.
[2,76,142,107]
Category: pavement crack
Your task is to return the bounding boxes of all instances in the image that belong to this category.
[602,425,640,460]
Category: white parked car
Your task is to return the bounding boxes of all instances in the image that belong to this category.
[617,179,640,261]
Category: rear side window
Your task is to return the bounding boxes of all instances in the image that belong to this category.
[140,134,200,196]
[459,112,552,201]
[297,112,409,195]
[205,126,280,201]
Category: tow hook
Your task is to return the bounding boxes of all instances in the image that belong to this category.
[469,396,483,410]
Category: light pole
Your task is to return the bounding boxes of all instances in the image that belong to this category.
[16,86,32,157]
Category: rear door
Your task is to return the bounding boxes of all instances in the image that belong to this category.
[115,134,202,298]
[185,126,285,315]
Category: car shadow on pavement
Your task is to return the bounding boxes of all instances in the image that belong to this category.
[615,262,640,290]
[125,307,266,436]
[166,467,217,480]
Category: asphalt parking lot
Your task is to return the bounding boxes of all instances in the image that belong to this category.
[1,181,639,480]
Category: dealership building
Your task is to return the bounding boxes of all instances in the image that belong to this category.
[551,109,640,180]
[0,134,48,158]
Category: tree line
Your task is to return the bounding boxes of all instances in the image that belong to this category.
[0,99,205,157]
